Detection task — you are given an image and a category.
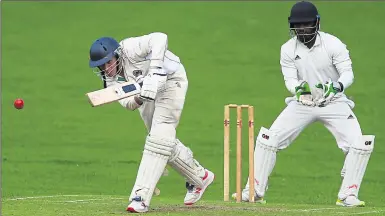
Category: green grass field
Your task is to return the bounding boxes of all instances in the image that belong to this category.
[2,1,385,215]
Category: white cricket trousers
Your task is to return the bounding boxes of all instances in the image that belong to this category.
[138,64,188,137]
[243,100,364,198]
[272,101,362,153]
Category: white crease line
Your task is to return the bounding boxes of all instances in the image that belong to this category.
[286,207,341,212]
[350,210,385,215]
[5,194,124,201]
[336,210,385,215]
[64,198,124,203]
[6,195,84,201]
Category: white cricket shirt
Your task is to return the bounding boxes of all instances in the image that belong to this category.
[106,32,183,110]
[280,31,355,108]
[119,32,182,82]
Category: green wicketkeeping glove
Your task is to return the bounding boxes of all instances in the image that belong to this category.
[315,78,344,106]
[295,81,315,106]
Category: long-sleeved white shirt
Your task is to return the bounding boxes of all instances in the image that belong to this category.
[280,31,355,108]
[105,32,182,110]
[119,32,182,80]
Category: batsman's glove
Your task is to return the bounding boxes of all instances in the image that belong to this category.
[139,67,167,102]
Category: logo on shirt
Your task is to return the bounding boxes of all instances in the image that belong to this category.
[295,55,301,60]
[348,114,355,119]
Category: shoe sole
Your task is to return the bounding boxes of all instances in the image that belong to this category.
[126,207,138,213]
[231,193,266,204]
[184,172,215,205]
[336,201,365,207]
[126,206,148,213]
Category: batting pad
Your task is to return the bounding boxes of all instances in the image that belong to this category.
[338,135,375,200]
[144,135,176,156]
[251,127,279,197]
[129,135,176,206]
[168,139,205,188]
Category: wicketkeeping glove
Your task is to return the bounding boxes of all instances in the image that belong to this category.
[295,81,315,106]
[315,78,343,106]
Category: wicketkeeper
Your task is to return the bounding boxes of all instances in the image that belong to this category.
[234,1,375,207]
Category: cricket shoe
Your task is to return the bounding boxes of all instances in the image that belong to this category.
[126,196,148,213]
[184,169,215,205]
[231,192,266,204]
[336,195,365,207]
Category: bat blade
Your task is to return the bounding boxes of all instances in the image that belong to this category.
[86,80,141,107]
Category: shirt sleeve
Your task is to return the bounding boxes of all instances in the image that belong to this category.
[121,32,168,68]
[331,38,354,90]
[118,97,141,110]
[280,45,300,95]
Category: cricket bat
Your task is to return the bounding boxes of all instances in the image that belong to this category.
[86,80,141,107]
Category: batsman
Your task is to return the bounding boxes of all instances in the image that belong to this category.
[234,1,375,207]
[88,32,214,213]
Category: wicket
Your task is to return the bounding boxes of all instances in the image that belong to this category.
[223,104,255,203]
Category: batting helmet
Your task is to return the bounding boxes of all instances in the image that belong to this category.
[89,37,120,68]
[288,1,320,44]
[288,1,320,27]
[88,37,127,86]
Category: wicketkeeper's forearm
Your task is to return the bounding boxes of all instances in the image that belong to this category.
[337,70,354,92]
[285,77,302,95]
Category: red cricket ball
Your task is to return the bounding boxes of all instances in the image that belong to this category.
[14,98,24,109]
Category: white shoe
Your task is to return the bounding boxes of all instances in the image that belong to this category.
[126,196,149,213]
[336,195,365,207]
[231,192,266,204]
[184,169,215,205]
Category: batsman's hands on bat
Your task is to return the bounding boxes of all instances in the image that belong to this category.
[130,74,144,106]
[315,78,343,107]
[139,68,167,102]
[295,81,315,106]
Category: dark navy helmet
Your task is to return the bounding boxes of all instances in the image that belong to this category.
[288,1,320,44]
[88,37,127,84]
[89,37,120,68]
[288,1,320,27]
